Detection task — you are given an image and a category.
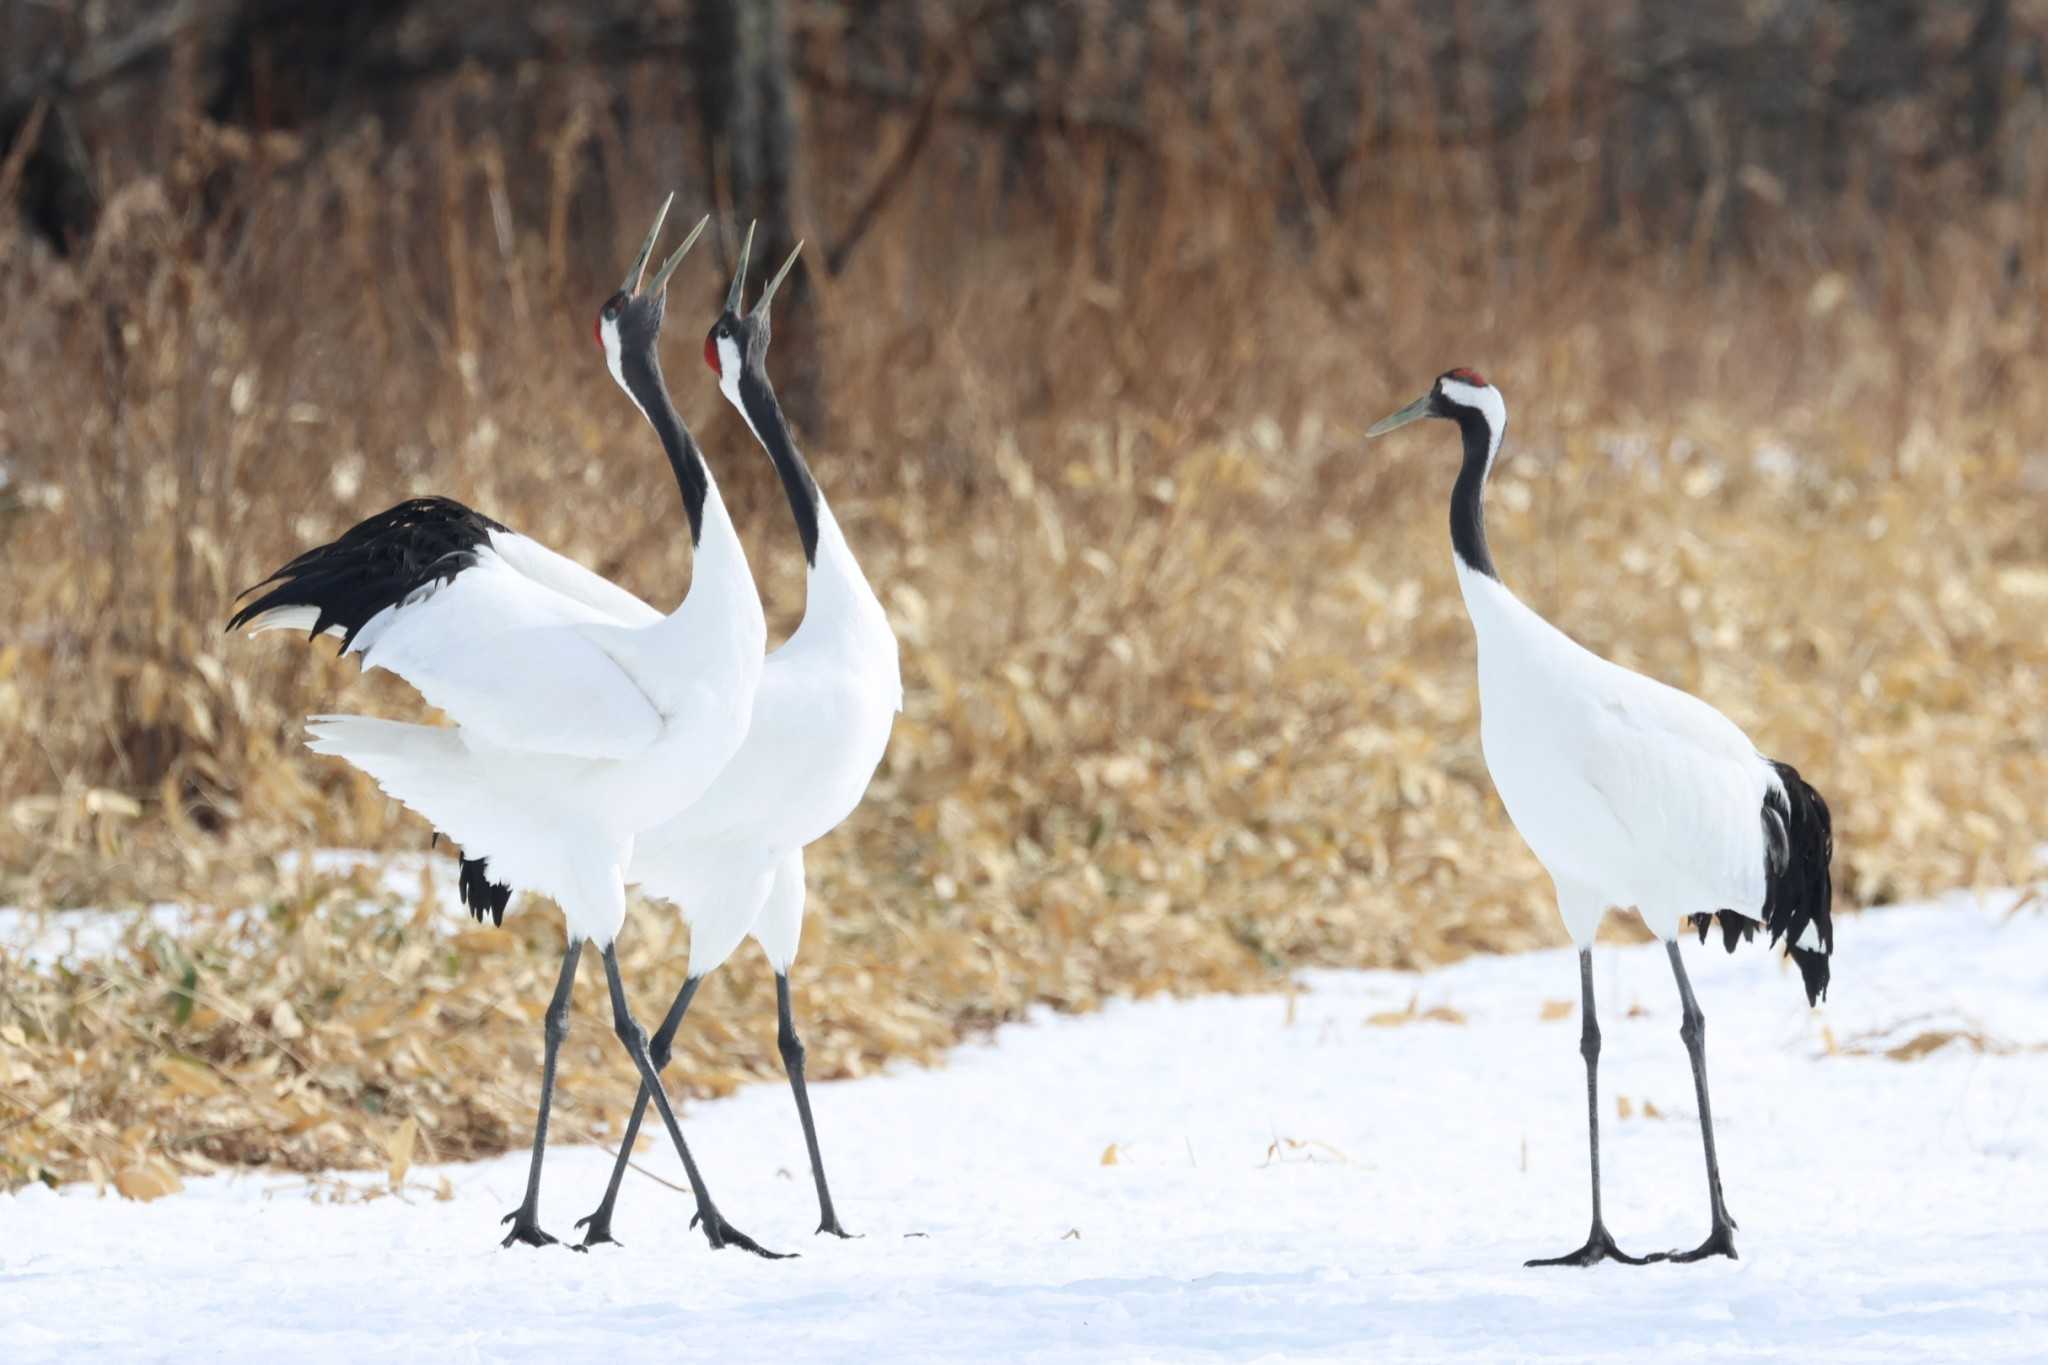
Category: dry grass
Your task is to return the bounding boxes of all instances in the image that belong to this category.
[2,34,2045,1192]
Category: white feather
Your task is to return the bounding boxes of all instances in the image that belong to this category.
[485,529,663,625]
[1438,378,1507,478]
[752,850,808,973]
[599,315,641,423]
[274,425,764,946]
[627,370,900,980]
[1460,562,1775,944]
[241,606,342,638]
[627,535,898,971]
[344,547,666,761]
[1445,382,1778,948]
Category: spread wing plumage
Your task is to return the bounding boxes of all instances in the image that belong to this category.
[231,498,668,761]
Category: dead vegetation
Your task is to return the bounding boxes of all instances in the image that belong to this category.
[1,20,2045,1193]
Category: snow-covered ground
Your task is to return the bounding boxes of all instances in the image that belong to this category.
[0,851,455,968]
[6,895,2045,1363]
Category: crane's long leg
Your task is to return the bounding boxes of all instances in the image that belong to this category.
[501,939,582,1248]
[599,945,791,1259]
[574,974,703,1249]
[1662,940,1740,1262]
[1527,949,1655,1267]
[777,972,854,1238]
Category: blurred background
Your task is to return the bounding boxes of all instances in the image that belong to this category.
[1,1,2043,1193]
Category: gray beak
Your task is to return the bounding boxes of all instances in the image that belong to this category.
[1367,392,1435,438]
[724,221,756,314]
[622,192,675,295]
[751,240,803,317]
[645,214,709,297]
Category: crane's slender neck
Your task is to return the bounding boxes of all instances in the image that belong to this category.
[1449,406,1500,581]
[621,348,708,544]
[734,366,821,567]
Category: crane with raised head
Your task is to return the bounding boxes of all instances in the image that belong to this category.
[1366,369,1833,1267]
[230,197,782,1257]
[572,225,901,1250]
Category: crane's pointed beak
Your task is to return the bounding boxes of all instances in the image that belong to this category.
[646,214,709,298]
[622,192,676,296]
[1367,392,1434,438]
[723,221,757,315]
[751,241,803,318]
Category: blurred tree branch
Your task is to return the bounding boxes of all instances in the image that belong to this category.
[1,0,238,249]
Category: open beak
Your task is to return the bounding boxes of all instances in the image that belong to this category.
[621,193,674,295]
[751,241,803,317]
[621,195,706,299]
[645,214,708,298]
[724,221,756,314]
[1366,392,1435,438]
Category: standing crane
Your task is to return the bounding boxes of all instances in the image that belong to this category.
[572,226,901,1249]
[1366,369,1833,1267]
[230,198,782,1256]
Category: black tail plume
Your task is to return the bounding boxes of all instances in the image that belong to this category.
[1689,911,1758,953]
[1760,759,1834,1005]
[459,856,514,928]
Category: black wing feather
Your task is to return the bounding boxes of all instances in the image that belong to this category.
[228,497,508,650]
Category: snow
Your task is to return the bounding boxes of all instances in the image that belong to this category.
[0,901,198,969]
[6,895,2046,1362]
[0,851,457,968]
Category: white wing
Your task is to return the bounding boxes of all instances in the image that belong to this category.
[1573,666,1774,914]
[1466,570,1773,922]
[349,546,665,761]
[484,530,663,627]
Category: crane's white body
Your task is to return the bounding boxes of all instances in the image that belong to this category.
[1373,371,1829,1263]
[629,505,901,976]
[308,482,896,971]
[1457,560,1783,947]
[271,489,765,946]
[619,338,902,977]
[1433,376,1787,950]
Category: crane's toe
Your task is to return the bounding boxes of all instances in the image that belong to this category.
[499,1206,562,1250]
[572,1209,621,1250]
[690,1207,796,1259]
[1663,1221,1740,1263]
[1526,1223,1660,1268]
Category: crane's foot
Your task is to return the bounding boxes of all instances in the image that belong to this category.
[817,1216,859,1239]
[1526,1222,1658,1268]
[690,1207,795,1259]
[571,1208,620,1251]
[499,1206,560,1249]
[1662,1219,1739,1263]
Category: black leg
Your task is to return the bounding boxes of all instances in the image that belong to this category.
[777,973,855,1238]
[501,939,582,1249]
[575,974,702,1249]
[598,945,791,1259]
[1527,949,1655,1268]
[1662,940,1740,1262]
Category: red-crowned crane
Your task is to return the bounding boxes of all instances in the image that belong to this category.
[230,198,783,1256]
[1367,370,1833,1266]
[570,227,901,1249]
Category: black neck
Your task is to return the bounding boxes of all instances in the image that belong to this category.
[1449,406,1498,579]
[623,349,706,544]
[737,366,822,566]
